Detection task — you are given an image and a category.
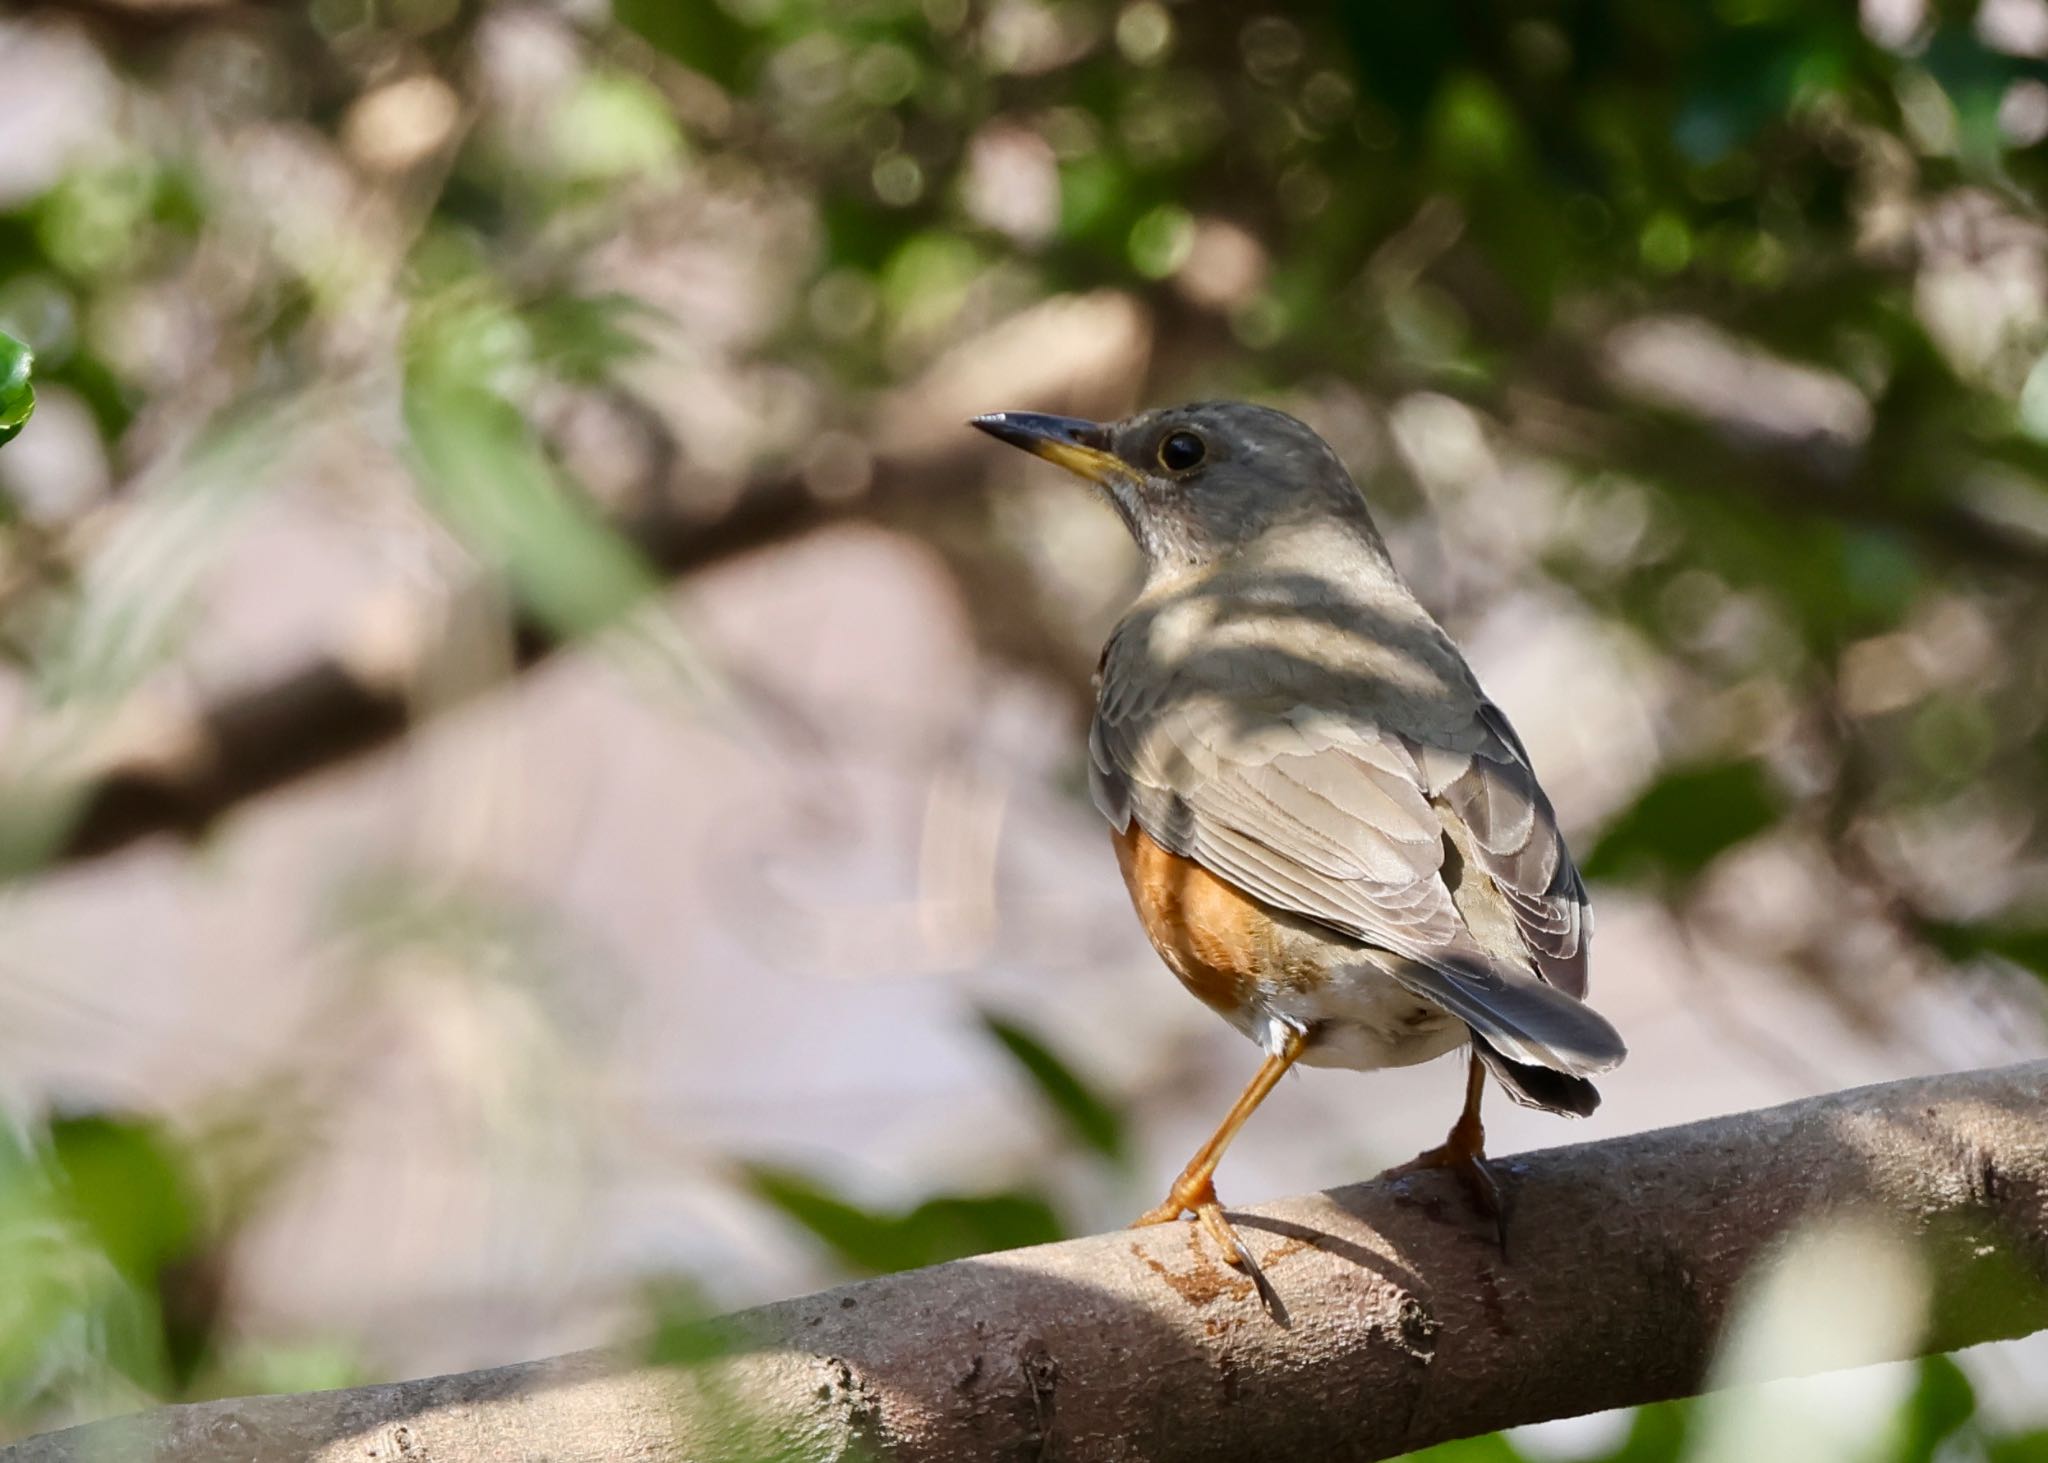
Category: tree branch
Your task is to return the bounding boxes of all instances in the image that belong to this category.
[6,1062,2044,1462]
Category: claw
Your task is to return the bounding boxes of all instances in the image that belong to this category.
[1386,1141,1509,1256]
[1380,1048,1511,1254]
[1131,1182,1289,1324]
[1126,1035,1305,1323]
[1198,1202,1287,1323]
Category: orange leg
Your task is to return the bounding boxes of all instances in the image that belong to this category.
[1132,1028,1305,1318]
[1382,1048,1506,1248]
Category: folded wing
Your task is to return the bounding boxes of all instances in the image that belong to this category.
[1091,626,1619,1080]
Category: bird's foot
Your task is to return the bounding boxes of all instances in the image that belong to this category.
[1381,1135,1508,1254]
[1130,1177,1286,1322]
[1130,1171,1216,1228]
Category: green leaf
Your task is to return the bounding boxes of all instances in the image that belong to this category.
[612,0,762,92]
[1579,761,1780,884]
[1429,72,1528,179]
[45,1115,199,1284]
[740,1165,1063,1276]
[36,1112,216,1395]
[403,362,657,640]
[1988,1430,2048,1463]
[641,1275,733,1367]
[0,329,34,447]
[1920,921,2048,982]
[1893,1355,1977,1463]
[1594,1399,1692,1463]
[0,1122,170,1413]
[205,1338,369,1401]
[1393,1431,1529,1462]
[400,352,724,699]
[523,292,661,384]
[548,73,686,183]
[979,1011,1127,1165]
[1057,153,1134,245]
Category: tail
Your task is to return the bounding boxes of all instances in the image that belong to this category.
[1384,952,1625,1118]
[1473,1035,1601,1116]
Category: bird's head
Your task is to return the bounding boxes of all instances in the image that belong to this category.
[970,401,1374,575]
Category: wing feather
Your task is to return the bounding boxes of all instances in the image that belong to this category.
[1094,619,1603,1040]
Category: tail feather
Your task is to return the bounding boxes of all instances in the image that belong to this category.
[1385,954,1626,1078]
[1474,1035,1601,1116]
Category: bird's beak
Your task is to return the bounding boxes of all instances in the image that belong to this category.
[970,411,1126,487]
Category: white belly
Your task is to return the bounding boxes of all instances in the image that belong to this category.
[1230,958,1466,1072]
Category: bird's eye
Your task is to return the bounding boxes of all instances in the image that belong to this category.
[1158,430,1206,472]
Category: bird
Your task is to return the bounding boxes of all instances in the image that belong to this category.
[970,402,1625,1316]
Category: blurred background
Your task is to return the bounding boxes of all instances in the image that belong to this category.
[0,0,2046,1459]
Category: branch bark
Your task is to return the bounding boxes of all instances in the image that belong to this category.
[6,1062,2045,1463]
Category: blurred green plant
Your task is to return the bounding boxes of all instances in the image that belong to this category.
[0,1112,211,1428]
[399,279,726,706]
[1922,920,2048,986]
[738,1165,1062,1276]
[738,1008,1142,1276]
[1398,1354,2048,1462]
[1580,761,1783,886]
[978,1009,1129,1167]
[639,1278,883,1463]
[0,330,30,449]
[0,401,294,876]
[403,293,661,641]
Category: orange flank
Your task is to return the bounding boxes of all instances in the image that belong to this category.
[1111,821,1278,1018]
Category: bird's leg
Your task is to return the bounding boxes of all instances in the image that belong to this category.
[1131,1033,1302,1226]
[1132,1029,1304,1318]
[1381,1048,1506,1249]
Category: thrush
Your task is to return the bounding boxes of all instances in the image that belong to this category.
[971,402,1626,1317]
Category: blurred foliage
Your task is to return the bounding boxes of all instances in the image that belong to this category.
[1581,761,1782,885]
[0,0,2044,1450]
[0,330,30,449]
[640,1279,885,1463]
[404,305,662,640]
[978,1008,1129,1165]
[738,1007,1154,1288]
[740,1164,1063,1275]
[1400,1354,2048,1463]
[740,1011,1136,1275]
[0,1112,213,1418]
[1924,918,2048,983]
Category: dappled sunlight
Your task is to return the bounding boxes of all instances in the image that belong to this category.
[1689,1217,1929,1463]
